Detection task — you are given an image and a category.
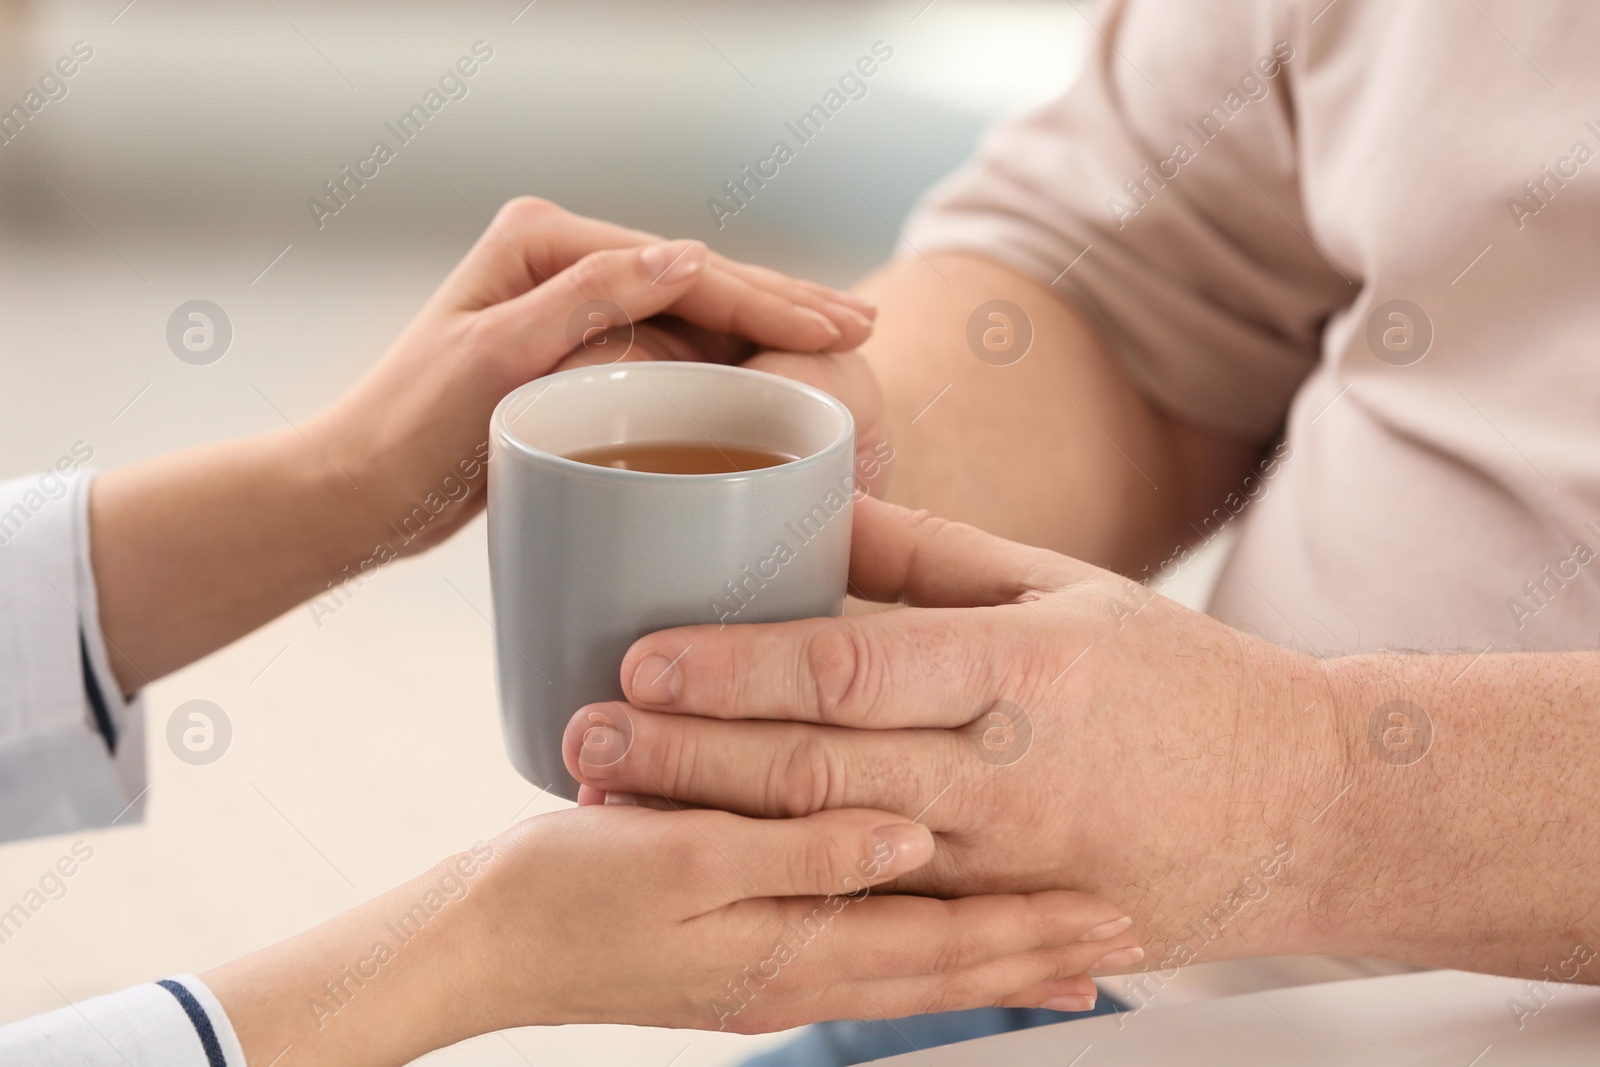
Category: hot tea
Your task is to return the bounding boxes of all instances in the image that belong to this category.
[565,441,796,474]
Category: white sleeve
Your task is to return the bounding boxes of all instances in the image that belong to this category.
[0,464,149,844]
[0,975,248,1067]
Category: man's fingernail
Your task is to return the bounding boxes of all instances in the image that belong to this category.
[824,300,873,332]
[799,306,843,344]
[1090,946,1145,971]
[602,790,640,806]
[580,724,627,767]
[630,653,681,704]
[1077,916,1133,943]
[641,240,704,285]
[1040,993,1097,1013]
[871,823,935,873]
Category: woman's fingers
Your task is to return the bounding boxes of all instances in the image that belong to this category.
[710,892,1136,1032]
[817,956,1092,1025]
[482,240,712,376]
[440,198,872,352]
[436,199,667,306]
[996,973,1101,1012]
[486,216,874,347]
[670,270,858,353]
[708,252,877,328]
[672,807,936,903]
[794,891,1136,980]
[472,804,1139,1035]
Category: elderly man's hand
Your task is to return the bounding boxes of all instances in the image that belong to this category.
[566,495,1348,969]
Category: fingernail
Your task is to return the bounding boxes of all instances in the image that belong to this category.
[580,724,627,767]
[602,790,640,806]
[871,823,935,874]
[830,291,878,318]
[1077,916,1133,943]
[799,306,843,345]
[823,300,873,332]
[630,653,681,704]
[641,240,704,285]
[1091,946,1145,971]
[1040,993,1097,1013]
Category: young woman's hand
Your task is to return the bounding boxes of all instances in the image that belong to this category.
[90,199,876,690]
[206,805,1139,1066]
[314,196,876,555]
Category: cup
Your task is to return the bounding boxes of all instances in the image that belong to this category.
[488,361,856,799]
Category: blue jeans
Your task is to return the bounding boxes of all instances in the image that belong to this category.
[739,997,1124,1067]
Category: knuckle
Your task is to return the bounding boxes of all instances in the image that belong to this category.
[1016,895,1055,944]
[920,972,983,1015]
[1017,551,1074,599]
[804,627,855,720]
[664,817,719,886]
[862,929,916,972]
[789,829,847,894]
[494,195,561,229]
[903,508,953,556]
[724,638,759,717]
[930,927,989,975]
[775,735,839,816]
[804,623,885,725]
[566,248,633,296]
[459,309,531,385]
[658,823,702,872]
[458,306,506,358]
[654,720,695,797]
[1049,944,1096,980]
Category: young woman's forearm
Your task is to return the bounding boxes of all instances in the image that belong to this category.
[203,848,493,1067]
[202,808,1137,1065]
[90,428,384,695]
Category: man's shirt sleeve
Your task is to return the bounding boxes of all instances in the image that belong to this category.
[903,0,1354,442]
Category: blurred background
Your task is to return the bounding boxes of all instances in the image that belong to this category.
[0,2,1223,1063]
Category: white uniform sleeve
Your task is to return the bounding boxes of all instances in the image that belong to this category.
[0,975,247,1067]
[0,465,148,843]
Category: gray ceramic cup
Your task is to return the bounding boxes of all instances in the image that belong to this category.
[488,361,856,799]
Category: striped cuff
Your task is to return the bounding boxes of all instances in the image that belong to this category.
[157,978,233,1067]
[0,974,247,1067]
[0,466,149,843]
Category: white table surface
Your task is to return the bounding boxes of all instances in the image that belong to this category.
[867,970,1600,1066]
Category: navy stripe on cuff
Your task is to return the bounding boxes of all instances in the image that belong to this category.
[157,979,228,1067]
[80,630,118,754]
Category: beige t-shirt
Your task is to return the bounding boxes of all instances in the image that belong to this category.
[905,0,1600,657]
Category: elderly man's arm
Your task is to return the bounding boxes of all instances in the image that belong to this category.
[565,497,1600,982]
[1308,649,1600,977]
[855,253,1262,574]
